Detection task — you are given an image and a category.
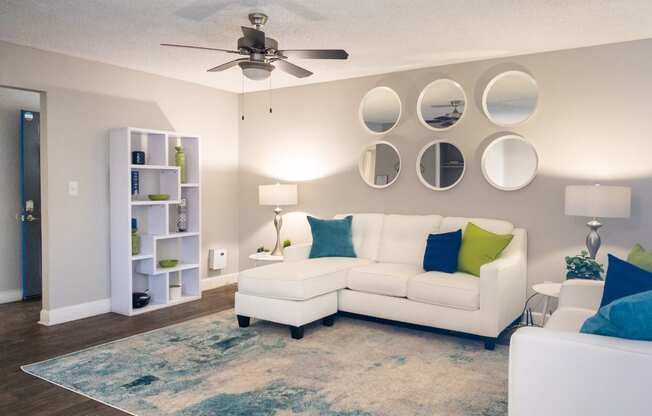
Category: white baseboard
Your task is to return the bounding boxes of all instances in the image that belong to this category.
[201,272,238,291]
[0,288,22,304]
[39,298,111,326]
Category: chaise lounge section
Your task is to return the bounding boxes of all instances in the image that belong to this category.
[235,213,527,349]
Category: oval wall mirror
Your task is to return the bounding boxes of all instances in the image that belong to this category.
[416,140,465,191]
[358,141,401,188]
[417,79,467,131]
[359,87,402,134]
[481,134,538,191]
[482,71,538,126]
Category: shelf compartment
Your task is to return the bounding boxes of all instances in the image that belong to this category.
[169,187,199,234]
[131,204,167,236]
[130,130,167,166]
[167,135,199,185]
[130,168,180,203]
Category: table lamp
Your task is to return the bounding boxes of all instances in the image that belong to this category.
[565,184,631,258]
[259,183,298,256]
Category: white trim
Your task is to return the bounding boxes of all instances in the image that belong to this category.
[38,298,111,326]
[201,272,238,291]
[0,288,22,304]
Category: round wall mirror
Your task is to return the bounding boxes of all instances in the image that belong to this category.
[417,79,467,131]
[416,140,465,191]
[359,87,402,134]
[481,134,538,191]
[358,141,401,188]
[482,71,538,126]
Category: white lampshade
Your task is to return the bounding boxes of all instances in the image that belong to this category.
[565,184,631,218]
[259,183,298,207]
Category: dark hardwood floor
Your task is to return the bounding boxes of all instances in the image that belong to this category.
[0,284,237,416]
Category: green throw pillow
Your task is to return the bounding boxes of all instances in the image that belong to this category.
[458,222,514,277]
[627,244,652,273]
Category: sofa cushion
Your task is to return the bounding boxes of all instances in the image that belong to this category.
[458,222,514,277]
[377,214,443,265]
[627,243,652,272]
[600,254,652,307]
[347,263,421,297]
[423,230,462,273]
[239,257,371,301]
[407,271,480,310]
[440,216,514,235]
[334,213,384,260]
[545,307,597,332]
[307,215,356,258]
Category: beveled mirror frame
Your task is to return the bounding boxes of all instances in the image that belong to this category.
[358,86,402,135]
[358,140,402,189]
[481,134,539,191]
[482,70,538,127]
[415,139,466,191]
[416,78,467,132]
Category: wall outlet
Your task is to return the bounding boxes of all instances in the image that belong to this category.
[209,248,227,270]
[68,181,79,196]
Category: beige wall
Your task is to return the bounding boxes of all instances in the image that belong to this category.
[239,39,652,291]
[0,41,239,310]
[0,87,39,300]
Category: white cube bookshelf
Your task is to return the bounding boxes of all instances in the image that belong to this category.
[110,127,201,316]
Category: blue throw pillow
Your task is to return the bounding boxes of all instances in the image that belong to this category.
[580,289,652,341]
[423,229,462,273]
[307,216,356,258]
[600,254,652,307]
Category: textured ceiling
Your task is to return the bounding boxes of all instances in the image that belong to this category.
[1,0,652,93]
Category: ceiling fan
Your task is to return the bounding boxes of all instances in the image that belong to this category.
[161,12,349,81]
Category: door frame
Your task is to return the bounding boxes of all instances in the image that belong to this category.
[1,84,49,314]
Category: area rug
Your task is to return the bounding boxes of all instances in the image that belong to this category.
[22,309,508,416]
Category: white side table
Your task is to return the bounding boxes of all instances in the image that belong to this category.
[249,252,284,267]
[532,282,562,326]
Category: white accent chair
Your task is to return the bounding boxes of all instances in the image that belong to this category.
[509,279,652,416]
[236,213,527,349]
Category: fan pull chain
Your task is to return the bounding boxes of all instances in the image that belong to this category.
[240,74,245,121]
[269,76,273,114]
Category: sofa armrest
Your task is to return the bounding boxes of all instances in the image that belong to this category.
[479,228,527,336]
[509,327,652,416]
[558,279,604,310]
[283,243,312,262]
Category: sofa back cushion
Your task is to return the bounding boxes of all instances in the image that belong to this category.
[440,216,514,236]
[377,214,443,265]
[334,213,384,261]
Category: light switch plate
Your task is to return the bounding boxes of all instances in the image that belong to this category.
[68,181,79,196]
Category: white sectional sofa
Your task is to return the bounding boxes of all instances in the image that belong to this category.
[236,213,527,349]
[509,279,652,415]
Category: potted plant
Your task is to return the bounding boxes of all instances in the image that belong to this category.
[283,239,292,249]
[565,250,604,280]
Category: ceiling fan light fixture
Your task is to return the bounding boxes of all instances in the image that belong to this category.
[239,61,274,81]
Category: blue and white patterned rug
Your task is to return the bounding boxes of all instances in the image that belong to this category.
[22,309,508,415]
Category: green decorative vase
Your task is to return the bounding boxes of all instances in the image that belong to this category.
[131,229,140,255]
[175,145,187,183]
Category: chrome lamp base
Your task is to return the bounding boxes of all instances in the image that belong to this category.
[270,207,284,256]
[586,218,602,259]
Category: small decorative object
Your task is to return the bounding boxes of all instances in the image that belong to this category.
[131,218,140,255]
[131,171,140,196]
[565,184,631,258]
[175,145,187,183]
[565,250,604,280]
[169,284,182,300]
[283,239,292,248]
[159,259,179,268]
[256,246,268,253]
[131,151,146,165]
[177,198,188,232]
[132,290,151,309]
[148,194,170,201]
[259,183,298,255]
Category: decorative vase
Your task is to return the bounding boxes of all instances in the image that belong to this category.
[131,219,140,255]
[176,198,188,232]
[175,145,187,183]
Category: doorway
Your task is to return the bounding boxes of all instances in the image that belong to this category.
[0,86,42,304]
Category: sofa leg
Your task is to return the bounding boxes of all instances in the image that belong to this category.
[290,325,305,340]
[237,315,250,328]
[322,314,336,327]
[484,337,497,350]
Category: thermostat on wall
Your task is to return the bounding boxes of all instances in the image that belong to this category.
[209,248,227,270]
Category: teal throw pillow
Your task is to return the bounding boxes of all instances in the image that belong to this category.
[580,289,652,341]
[307,216,356,258]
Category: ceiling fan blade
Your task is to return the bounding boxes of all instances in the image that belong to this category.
[207,58,248,72]
[161,43,241,55]
[241,26,266,48]
[279,49,349,60]
[273,59,313,78]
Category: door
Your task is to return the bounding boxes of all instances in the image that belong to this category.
[19,110,42,299]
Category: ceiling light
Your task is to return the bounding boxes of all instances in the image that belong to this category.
[239,62,274,81]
